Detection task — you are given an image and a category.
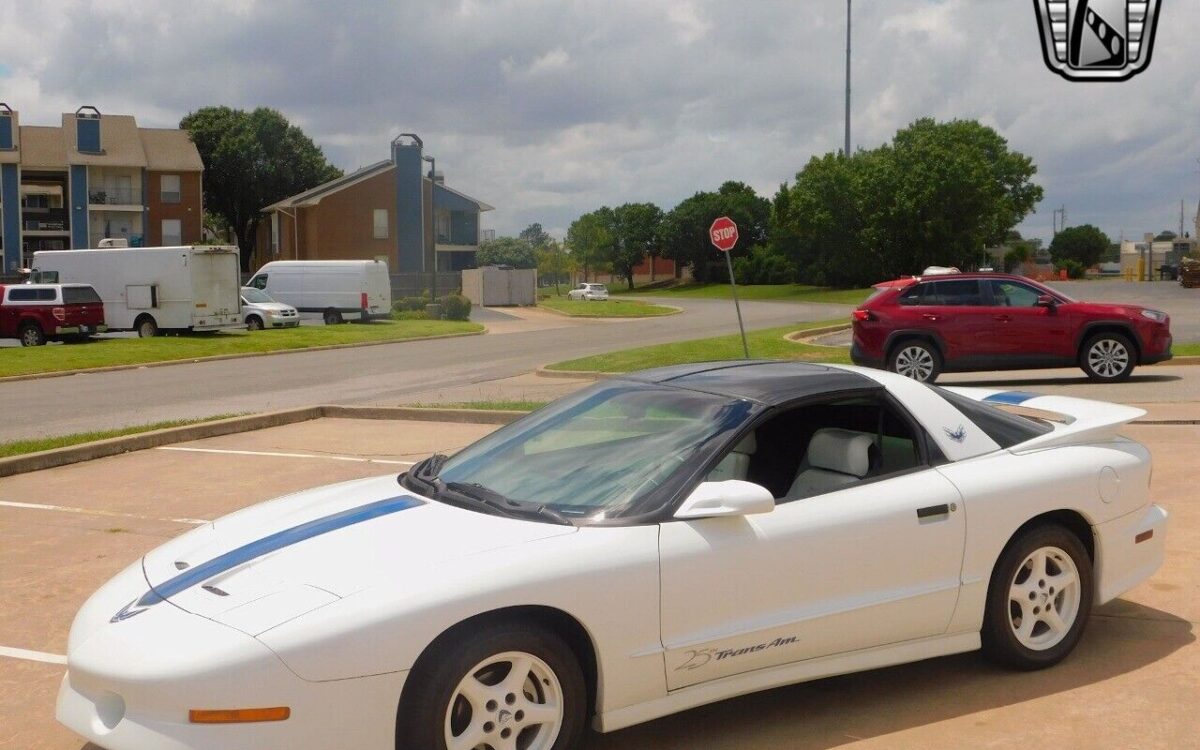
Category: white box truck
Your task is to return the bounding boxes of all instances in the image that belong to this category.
[32,245,243,337]
[246,259,391,324]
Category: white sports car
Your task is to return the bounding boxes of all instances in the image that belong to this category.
[58,362,1167,750]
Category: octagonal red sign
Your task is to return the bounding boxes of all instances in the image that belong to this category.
[709,216,738,252]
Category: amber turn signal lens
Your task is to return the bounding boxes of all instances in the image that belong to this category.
[189,706,291,723]
[1134,530,1153,544]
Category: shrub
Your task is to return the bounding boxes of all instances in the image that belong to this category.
[439,294,472,321]
[391,309,429,321]
[1055,259,1086,279]
[733,246,797,285]
[392,296,428,312]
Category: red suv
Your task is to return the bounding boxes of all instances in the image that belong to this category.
[850,272,1172,383]
[0,283,107,346]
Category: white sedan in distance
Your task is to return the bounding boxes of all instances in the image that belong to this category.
[58,362,1167,750]
[565,283,609,301]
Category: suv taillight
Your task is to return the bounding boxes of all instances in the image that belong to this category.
[851,309,875,322]
[52,307,67,322]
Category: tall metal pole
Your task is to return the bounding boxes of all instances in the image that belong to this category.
[724,251,750,358]
[844,0,852,158]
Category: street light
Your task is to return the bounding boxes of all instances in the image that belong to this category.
[422,155,437,301]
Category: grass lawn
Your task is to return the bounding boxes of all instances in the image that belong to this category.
[548,319,850,373]
[0,415,243,458]
[410,400,547,411]
[0,320,482,379]
[613,283,872,305]
[539,297,676,317]
[1174,342,1200,357]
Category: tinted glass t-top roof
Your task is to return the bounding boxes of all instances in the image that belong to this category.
[619,361,878,405]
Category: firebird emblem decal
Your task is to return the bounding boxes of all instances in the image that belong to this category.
[944,425,967,443]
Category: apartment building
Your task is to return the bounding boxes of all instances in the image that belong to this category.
[258,134,492,273]
[0,105,203,273]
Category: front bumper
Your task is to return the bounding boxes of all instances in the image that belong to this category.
[58,577,406,750]
[1142,333,1173,365]
[1094,503,1168,605]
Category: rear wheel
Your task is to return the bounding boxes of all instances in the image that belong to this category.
[887,339,941,383]
[1080,332,1135,381]
[19,322,46,347]
[397,620,586,750]
[323,309,343,325]
[245,315,264,331]
[982,524,1093,670]
[136,316,159,338]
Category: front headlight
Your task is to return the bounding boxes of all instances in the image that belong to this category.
[1140,309,1167,322]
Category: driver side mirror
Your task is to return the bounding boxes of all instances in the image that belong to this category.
[674,480,775,520]
[1036,294,1057,308]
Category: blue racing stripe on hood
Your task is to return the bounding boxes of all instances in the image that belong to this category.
[983,391,1041,405]
[114,496,422,621]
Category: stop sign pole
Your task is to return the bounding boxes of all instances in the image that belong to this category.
[709,216,749,358]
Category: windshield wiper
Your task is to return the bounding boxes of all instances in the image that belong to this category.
[443,481,574,526]
[400,453,448,495]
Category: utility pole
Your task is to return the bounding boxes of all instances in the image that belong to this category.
[844,0,852,158]
[1052,205,1067,235]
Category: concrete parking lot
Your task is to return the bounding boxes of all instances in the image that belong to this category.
[0,410,1196,749]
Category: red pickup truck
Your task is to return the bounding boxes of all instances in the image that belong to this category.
[0,283,107,346]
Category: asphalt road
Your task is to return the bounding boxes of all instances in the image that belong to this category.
[0,298,852,441]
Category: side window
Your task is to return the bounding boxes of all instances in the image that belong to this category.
[37,288,57,301]
[704,396,926,502]
[989,280,1041,307]
[933,280,982,306]
[249,275,267,290]
[897,283,932,306]
[8,288,38,301]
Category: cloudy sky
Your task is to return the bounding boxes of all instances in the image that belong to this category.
[2,0,1197,244]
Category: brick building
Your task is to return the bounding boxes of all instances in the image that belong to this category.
[0,105,204,273]
[258,134,492,274]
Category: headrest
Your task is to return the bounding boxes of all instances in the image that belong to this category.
[732,431,756,454]
[805,428,875,478]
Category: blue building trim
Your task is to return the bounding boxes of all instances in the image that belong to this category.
[70,165,89,249]
[0,115,13,150]
[1,164,20,271]
[140,170,149,247]
[393,141,425,272]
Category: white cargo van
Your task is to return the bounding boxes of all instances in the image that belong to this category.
[246,260,391,324]
[32,245,243,337]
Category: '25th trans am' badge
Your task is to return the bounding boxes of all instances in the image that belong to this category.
[1033,0,1161,81]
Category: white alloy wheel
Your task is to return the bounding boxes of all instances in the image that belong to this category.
[893,345,936,381]
[444,650,564,750]
[1007,546,1081,651]
[1086,338,1130,379]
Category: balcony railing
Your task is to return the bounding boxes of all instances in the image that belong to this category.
[23,208,69,231]
[89,188,142,205]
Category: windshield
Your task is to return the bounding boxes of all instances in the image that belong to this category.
[428,381,754,523]
[241,287,275,304]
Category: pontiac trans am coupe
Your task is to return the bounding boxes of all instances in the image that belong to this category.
[58,362,1167,750]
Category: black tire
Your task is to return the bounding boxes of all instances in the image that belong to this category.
[887,339,942,383]
[982,524,1093,670]
[19,322,46,347]
[396,619,586,750]
[1080,331,1136,382]
[245,315,264,331]
[323,309,343,325]
[136,316,159,338]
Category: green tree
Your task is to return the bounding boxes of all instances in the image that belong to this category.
[535,239,568,294]
[776,118,1043,287]
[476,236,537,268]
[1154,230,1177,242]
[518,222,552,249]
[610,202,664,289]
[659,181,770,282]
[180,106,343,270]
[566,210,614,281]
[1050,224,1111,269]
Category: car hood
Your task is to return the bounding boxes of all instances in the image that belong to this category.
[135,475,576,633]
[244,301,295,313]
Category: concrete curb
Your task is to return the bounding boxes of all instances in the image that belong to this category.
[0,405,528,478]
[535,302,682,319]
[784,323,853,345]
[0,328,485,384]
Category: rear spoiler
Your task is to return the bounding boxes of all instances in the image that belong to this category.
[941,387,1145,452]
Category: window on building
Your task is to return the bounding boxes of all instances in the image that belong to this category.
[436,211,451,243]
[160,175,181,204]
[373,209,388,240]
[162,219,182,246]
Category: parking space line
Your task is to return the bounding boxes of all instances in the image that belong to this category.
[0,646,67,665]
[0,499,208,526]
[156,446,417,465]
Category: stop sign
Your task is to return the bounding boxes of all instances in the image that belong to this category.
[709,216,738,252]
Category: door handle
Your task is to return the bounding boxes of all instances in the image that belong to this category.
[922,313,939,321]
[916,503,951,519]
[993,315,1011,322]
